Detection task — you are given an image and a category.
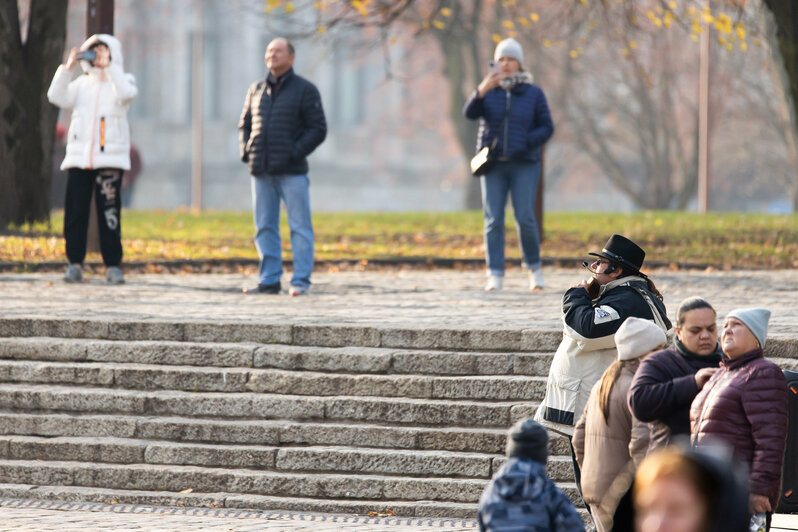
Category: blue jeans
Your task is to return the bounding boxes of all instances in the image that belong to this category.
[251,173,314,287]
[480,160,542,277]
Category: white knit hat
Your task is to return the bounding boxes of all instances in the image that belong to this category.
[494,38,524,65]
[726,308,770,348]
[615,317,666,361]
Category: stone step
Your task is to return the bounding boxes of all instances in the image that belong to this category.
[0,337,553,376]
[0,483,487,518]
[0,459,487,503]
[0,360,547,400]
[0,411,572,457]
[0,318,564,352]
[0,435,574,482]
[0,383,535,427]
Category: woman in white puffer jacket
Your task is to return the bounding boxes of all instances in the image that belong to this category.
[47,34,137,284]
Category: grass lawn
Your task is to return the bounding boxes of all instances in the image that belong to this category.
[2,210,796,268]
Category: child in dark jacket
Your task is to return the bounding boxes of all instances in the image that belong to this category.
[478,418,585,532]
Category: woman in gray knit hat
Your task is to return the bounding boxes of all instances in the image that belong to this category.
[690,308,788,531]
[463,38,554,293]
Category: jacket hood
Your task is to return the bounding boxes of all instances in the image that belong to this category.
[611,443,750,532]
[489,458,547,502]
[79,33,125,72]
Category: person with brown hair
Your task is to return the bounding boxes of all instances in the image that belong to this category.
[630,445,749,532]
[573,317,666,531]
[628,297,724,451]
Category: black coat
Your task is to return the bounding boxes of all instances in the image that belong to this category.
[627,341,723,449]
[239,68,327,176]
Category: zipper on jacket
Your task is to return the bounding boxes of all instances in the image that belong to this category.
[88,84,102,169]
[100,117,106,152]
[503,90,511,158]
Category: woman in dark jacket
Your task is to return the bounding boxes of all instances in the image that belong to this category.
[463,38,553,293]
[690,307,788,528]
[628,297,724,450]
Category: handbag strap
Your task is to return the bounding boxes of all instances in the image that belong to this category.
[486,94,512,151]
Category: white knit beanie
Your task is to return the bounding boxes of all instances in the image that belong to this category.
[494,38,524,65]
[615,317,666,361]
[726,308,770,348]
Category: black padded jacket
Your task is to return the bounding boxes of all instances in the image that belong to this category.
[238,68,327,176]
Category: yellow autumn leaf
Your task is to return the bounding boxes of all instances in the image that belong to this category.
[432,19,445,29]
[440,7,451,16]
[628,40,637,49]
[492,33,502,44]
[284,2,294,13]
[502,20,515,29]
[542,38,551,48]
[317,25,327,34]
[740,42,747,51]
[530,13,539,22]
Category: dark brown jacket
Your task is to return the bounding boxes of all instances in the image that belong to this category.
[690,349,788,510]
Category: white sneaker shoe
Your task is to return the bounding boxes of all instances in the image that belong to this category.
[64,264,83,283]
[289,285,309,296]
[529,268,544,291]
[485,275,503,292]
[106,266,125,285]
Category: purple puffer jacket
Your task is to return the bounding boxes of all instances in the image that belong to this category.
[690,349,788,510]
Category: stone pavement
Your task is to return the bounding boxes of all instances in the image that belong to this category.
[1,267,797,336]
[0,499,477,531]
[0,498,796,531]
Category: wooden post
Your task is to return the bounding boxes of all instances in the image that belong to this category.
[84,0,114,256]
[697,0,711,213]
[86,0,114,35]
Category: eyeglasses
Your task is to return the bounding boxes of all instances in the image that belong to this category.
[592,259,611,267]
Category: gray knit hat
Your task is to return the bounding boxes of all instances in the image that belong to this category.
[494,38,524,65]
[506,417,548,464]
[726,307,771,348]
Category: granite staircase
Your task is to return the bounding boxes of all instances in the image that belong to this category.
[0,318,795,518]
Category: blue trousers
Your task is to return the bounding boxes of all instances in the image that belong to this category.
[251,173,314,287]
[480,160,542,276]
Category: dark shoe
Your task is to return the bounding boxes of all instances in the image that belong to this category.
[243,281,281,295]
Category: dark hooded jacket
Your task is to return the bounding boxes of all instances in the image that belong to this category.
[478,458,585,532]
[628,339,724,450]
[611,445,750,532]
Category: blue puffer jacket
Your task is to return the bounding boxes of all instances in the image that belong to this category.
[478,458,585,532]
[463,73,554,162]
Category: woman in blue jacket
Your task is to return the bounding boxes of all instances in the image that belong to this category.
[464,38,554,292]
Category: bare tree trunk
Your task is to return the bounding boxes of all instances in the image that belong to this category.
[761,0,798,211]
[431,0,483,210]
[0,0,67,228]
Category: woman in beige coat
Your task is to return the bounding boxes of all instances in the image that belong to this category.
[573,317,666,532]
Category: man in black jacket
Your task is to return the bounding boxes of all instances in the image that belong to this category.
[628,297,723,450]
[239,38,327,296]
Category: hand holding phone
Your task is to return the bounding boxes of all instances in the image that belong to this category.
[77,50,97,62]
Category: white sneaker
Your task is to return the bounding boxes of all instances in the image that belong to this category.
[485,275,503,291]
[529,268,544,291]
[289,285,309,296]
[64,264,83,283]
[106,266,125,285]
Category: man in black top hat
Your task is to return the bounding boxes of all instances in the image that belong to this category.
[534,234,672,508]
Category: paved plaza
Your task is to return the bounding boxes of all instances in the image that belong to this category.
[1,266,798,335]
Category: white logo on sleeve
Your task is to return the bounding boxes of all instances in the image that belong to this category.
[594,305,621,324]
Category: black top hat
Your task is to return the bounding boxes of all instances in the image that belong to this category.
[588,234,645,273]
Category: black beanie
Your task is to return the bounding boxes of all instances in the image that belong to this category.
[506,418,548,464]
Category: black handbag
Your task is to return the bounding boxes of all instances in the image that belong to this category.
[470,138,497,176]
[470,102,511,177]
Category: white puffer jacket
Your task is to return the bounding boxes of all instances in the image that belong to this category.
[47,34,137,171]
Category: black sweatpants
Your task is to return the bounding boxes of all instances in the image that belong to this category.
[64,168,124,267]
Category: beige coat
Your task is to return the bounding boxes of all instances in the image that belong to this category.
[572,360,649,519]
